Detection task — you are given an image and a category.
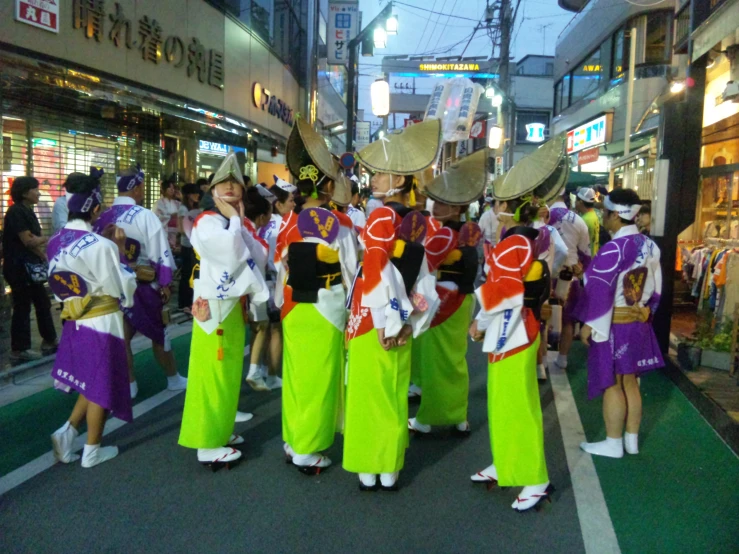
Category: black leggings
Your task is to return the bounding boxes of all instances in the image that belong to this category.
[9,278,57,352]
[178,246,196,309]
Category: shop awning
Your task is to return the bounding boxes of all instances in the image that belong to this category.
[566,171,609,192]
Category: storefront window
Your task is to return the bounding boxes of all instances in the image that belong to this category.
[644,12,671,64]
[611,27,630,82]
[571,47,603,105]
[561,74,571,112]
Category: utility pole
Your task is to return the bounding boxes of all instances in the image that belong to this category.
[346,2,394,152]
[498,0,513,170]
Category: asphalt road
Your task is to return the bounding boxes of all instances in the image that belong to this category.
[0,341,585,554]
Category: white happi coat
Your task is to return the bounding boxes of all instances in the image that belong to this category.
[48,220,137,340]
[191,211,269,334]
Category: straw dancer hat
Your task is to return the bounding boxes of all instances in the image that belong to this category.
[424,149,488,206]
[210,152,245,188]
[492,135,567,201]
[356,119,441,175]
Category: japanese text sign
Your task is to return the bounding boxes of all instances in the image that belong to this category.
[328,1,359,66]
[15,0,59,33]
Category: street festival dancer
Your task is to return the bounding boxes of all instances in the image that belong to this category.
[48,169,138,468]
[274,118,357,474]
[93,165,187,399]
[343,121,441,492]
[578,188,664,459]
[178,153,268,469]
[408,150,487,437]
[469,215,554,512]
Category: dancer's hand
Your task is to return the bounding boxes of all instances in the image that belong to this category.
[113,227,127,254]
[469,320,485,342]
[215,195,240,220]
[580,324,592,346]
[377,328,396,351]
[396,324,413,346]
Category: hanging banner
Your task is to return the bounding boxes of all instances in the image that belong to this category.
[328,1,360,66]
[577,147,600,166]
[470,119,487,139]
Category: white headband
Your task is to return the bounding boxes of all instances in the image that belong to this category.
[604,196,640,221]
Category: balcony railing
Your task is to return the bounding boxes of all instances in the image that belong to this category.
[674,2,691,54]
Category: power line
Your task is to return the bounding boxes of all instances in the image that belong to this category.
[422,0,450,55]
[416,0,440,54]
[431,0,461,53]
[395,5,476,28]
[393,1,481,21]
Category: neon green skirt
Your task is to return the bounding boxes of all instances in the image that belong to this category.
[343,330,412,474]
[179,303,245,449]
[488,336,549,486]
[414,294,474,426]
[282,303,343,455]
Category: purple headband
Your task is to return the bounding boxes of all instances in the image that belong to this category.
[116,165,145,193]
[68,185,103,213]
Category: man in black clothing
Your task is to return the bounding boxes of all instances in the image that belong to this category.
[2,176,57,361]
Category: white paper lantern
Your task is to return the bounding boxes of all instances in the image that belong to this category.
[371,80,390,117]
[488,125,503,149]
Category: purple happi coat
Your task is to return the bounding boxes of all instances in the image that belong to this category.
[575,225,664,399]
[93,197,176,349]
[47,220,137,421]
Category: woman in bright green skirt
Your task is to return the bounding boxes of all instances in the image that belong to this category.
[411,294,475,431]
[344,329,412,477]
[178,154,269,469]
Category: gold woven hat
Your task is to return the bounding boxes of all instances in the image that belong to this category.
[537,158,570,203]
[287,117,339,182]
[424,149,488,206]
[210,152,245,188]
[356,119,441,176]
[493,135,566,201]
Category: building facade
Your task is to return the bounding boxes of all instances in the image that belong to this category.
[0,0,334,231]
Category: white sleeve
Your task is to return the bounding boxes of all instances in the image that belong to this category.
[153,199,169,227]
[192,215,250,275]
[85,239,138,308]
[337,225,358,288]
[241,226,268,278]
[52,197,68,233]
[576,217,591,261]
[144,210,176,286]
[551,227,568,274]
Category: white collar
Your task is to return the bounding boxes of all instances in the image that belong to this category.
[612,224,639,240]
[113,196,136,206]
[551,201,567,209]
[64,220,93,232]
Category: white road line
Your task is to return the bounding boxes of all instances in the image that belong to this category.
[0,387,185,496]
[0,322,195,496]
[548,357,621,554]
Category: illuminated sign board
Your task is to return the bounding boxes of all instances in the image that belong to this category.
[198,141,229,156]
[525,123,546,143]
[566,114,612,154]
[419,63,480,72]
[253,82,294,126]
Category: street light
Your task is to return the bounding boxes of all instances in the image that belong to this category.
[373,27,388,49]
[492,94,503,107]
[386,14,399,35]
[488,125,503,149]
[371,80,390,117]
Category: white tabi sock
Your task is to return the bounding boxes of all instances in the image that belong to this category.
[556,354,568,368]
[624,432,639,454]
[580,436,624,459]
[247,364,262,379]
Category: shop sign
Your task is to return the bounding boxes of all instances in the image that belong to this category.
[198,140,229,156]
[577,147,600,166]
[525,123,547,143]
[566,114,611,154]
[355,121,370,149]
[327,1,359,66]
[419,63,480,72]
[470,120,486,139]
[69,1,224,89]
[252,83,295,126]
[15,0,59,33]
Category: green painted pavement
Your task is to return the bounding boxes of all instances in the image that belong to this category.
[0,334,193,477]
[568,343,739,554]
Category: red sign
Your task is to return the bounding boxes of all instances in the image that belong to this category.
[577,147,600,166]
[404,118,422,127]
[15,0,59,33]
[469,119,486,139]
